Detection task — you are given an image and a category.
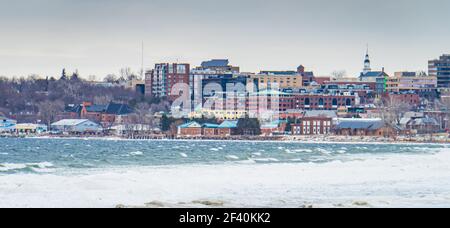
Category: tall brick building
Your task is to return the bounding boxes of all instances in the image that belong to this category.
[145,63,190,101]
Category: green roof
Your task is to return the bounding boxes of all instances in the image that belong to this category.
[218,120,239,129]
[202,123,220,128]
[178,121,202,129]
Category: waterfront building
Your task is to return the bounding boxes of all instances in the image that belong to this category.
[292,116,333,135]
[101,103,134,127]
[261,120,288,136]
[291,110,336,135]
[202,123,220,136]
[217,120,239,136]
[0,116,17,133]
[51,119,103,134]
[110,124,156,136]
[177,120,239,137]
[58,104,83,120]
[60,102,133,127]
[401,116,440,134]
[81,102,106,123]
[177,121,203,136]
[334,118,397,137]
[428,54,450,88]
[15,124,48,134]
[188,108,247,120]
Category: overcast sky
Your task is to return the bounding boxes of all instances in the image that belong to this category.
[0,0,449,79]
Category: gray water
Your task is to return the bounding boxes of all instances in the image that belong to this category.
[0,138,445,174]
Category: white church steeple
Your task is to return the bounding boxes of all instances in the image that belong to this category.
[363,45,371,74]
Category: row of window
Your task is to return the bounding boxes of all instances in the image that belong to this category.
[293,126,331,135]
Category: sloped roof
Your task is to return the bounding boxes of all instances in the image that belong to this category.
[304,110,337,118]
[178,121,202,129]
[218,120,239,129]
[86,105,107,113]
[410,117,439,126]
[399,117,411,126]
[51,119,91,126]
[336,119,384,130]
[403,112,424,119]
[201,59,229,68]
[64,104,82,114]
[261,120,286,129]
[105,103,133,115]
[361,71,389,77]
[202,123,220,128]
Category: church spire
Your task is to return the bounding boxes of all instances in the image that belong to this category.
[363,44,371,74]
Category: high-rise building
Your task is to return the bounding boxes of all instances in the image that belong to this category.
[145,63,190,100]
[429,54,450,88]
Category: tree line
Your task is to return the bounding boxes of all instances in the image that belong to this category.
[0,69,169,125]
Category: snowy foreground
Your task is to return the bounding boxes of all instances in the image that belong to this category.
[1,148,450,208]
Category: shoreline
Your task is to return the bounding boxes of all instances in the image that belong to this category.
[2,134,449,146]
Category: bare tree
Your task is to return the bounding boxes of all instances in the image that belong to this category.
[377,95,413,126]
[38,100,65,126]
[440,96,450,130]
[94,95,114,105]
[331,70,347,80]
[120,67,139,81]
[104,74,118,83]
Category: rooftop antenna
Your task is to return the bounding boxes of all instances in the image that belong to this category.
[141,41,144,79]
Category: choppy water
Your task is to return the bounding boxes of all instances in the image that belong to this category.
[0,138,445,174]
[1,138,450,208]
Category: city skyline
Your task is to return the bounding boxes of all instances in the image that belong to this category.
[0,0,449,78]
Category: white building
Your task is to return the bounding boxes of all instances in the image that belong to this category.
[51,119,103,134]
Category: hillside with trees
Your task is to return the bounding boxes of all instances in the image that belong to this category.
[0,69,169,124]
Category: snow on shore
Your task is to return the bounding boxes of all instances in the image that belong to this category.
[1,147,450,208]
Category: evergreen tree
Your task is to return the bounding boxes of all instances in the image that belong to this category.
[71,70,80,81]
[60,68,67,80]
[237,117,261,135]
[161,114,171,132]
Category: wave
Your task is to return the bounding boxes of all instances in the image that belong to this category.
[2,148,450,208]
[129,151,144,156]
[180,153,188,158]
[226,155,239,160]
[0,162,55,173]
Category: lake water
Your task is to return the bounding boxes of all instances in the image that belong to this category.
[1,138,450,208]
